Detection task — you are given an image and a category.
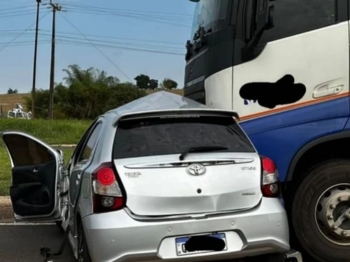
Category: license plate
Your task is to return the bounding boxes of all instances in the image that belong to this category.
[175,233,227,256]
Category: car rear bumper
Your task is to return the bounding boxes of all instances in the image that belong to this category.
[82,197,290,262]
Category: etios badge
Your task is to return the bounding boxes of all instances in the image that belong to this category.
[187,164,206,176]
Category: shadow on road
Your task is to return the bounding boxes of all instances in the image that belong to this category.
[0,225,75,262]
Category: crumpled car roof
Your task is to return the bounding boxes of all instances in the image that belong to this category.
[105,91,239,121]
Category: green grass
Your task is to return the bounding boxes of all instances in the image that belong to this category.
[0,118,91,145]
[0,147,75,196]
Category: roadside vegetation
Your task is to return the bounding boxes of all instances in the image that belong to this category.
[0,64,181,196]
[24,64,178,120]
[0,118,90,145]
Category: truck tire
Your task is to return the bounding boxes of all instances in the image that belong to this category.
[292,159,350,262]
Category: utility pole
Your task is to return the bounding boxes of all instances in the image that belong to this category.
[48,1,61,119]
[31,0,41,119]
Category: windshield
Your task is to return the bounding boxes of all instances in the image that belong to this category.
[191,0,230,40]
[113,115,255,159]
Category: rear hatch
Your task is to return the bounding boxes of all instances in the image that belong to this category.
[113,113,262,217]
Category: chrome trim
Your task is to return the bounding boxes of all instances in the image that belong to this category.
[124,158,254,169]
[184,75,205,88]
[123,199,262,222]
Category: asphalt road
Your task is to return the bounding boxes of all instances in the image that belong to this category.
[0,224,315,262]
[0,225,75,262]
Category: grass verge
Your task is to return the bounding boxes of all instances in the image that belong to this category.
[0,118,91,145]
[0,147,75,196]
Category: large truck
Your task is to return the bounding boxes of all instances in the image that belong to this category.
[184,1,350,262]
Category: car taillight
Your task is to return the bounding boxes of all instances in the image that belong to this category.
[92,163,125,213]
[261,156,280,198]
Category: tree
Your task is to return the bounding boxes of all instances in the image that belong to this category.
[134,74,150,89]
[25,64,147,119]
[104,83,147,112]
[7,88,18,94]
[161,78,178,89]
[149,79,158,89]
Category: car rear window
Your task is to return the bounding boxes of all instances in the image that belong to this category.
[113,115,255,159]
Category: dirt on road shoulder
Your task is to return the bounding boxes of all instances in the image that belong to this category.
[0,196,13,222]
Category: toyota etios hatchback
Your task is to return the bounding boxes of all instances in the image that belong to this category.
[1,92,301,262]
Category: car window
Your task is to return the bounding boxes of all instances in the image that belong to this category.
[77,123,102,163]
[113,115,255,159]
[3,134,54,167]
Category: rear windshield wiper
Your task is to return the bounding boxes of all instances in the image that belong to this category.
[179,146,228,161]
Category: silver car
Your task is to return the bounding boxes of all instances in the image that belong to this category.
[2,92,301,262]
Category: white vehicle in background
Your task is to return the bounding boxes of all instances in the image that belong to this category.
[1,92,301,262]
[7,103,32,119]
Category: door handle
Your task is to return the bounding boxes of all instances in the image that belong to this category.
[313,84,343,99]
[33,168,39,173]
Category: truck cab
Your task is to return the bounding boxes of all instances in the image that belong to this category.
[184,1,350,262]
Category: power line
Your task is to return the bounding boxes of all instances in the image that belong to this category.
[56,40,185,56]
[0,29,186,54]
[0,29,184,46]
[0,38,185,56]
[0,5,36,13]
[0,29,36,32]
[0,34,185,55]
[62,4,192,28]
[65,9,191,28]
[0,11,37,19]
[1,4,34,9]
[0,40,50,47]
[63,3,193,18]
[0,11,50,53]
[65,8,193,21]
[40,34,184,51]
[59,12,133,82]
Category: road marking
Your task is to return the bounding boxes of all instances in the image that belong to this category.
[0,223,55,226]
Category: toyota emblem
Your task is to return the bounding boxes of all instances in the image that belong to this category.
[187,164,206,176]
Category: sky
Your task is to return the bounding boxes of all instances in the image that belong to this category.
[0,0,195,93]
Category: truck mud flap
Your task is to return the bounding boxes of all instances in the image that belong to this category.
[285,249,303,262]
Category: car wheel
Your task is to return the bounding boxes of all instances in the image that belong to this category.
[77,223,92,262]
[292,159,350,262]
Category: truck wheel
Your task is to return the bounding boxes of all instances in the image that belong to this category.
[292,159,350,262]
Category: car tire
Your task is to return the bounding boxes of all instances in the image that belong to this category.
[77,222,92,262]
[292,159,350,262]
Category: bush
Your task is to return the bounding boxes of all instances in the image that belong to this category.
[25,65,147,120]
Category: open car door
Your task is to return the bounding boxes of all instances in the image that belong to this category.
[1,131,67,223]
